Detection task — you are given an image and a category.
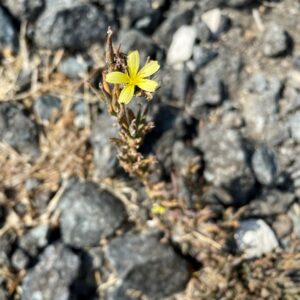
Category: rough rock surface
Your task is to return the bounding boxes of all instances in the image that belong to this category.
[106,231,190,299]
[59,181,127,248]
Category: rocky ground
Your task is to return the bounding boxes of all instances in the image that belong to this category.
[0,0,300,299]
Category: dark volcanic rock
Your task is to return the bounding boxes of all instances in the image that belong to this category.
[106,231,190,300]
[21,243,80,300]
[194,125,255,206]
[0,6,18,53]
[90,114,119,178]
[0,103,39,158]
[33,3,110,50]
[262,23,289,57]
[251,145,279,186]
[2,0,45,21]
[34,94,62,123]
[59,181,127,248]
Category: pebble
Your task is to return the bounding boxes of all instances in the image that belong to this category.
[201,8,229,38]
[34,95,62,123]
[190,76,224,115]
[59,181,127,248]
[193,125,255,206]
[251,145,279,186]
[0,6,18,53]
[0,103,39,158]
[262,23,289,57]
[193,46,218,69]
[58,56,90,79]
[21,243,80,300]
[105,231,189,299]
[288,111,300,142]
[235,219,279,259]
[167,25,197,66]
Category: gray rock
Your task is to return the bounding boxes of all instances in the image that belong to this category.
[90,114,119,178]
[0,103,39,158]
[33,3,109,50]
[58,56,90,79]
[71,99,87,129]
[280,87,300,116]
[235,219,279,259]
[59,181,127,248]
[251,146,279,185]
[196,21,212,42]
[193,46,218,69]
[288,203,300,239]
[119,29,159,63]
[245,190,295,217]
[21,243,80,300]
[262,23,289,57]
[19,224,49,256]
[190,77,223,114]
[272,214,293,242]
[288,111,300,142]
[154,9,194,48]
[194,125,255,206]
[241,75,283,141]
[0,6,18,53]
[11,249,30,271]
[106,231,189,299]
[201,8,229,38]
[167,25,197,66]
[34,94,62,122]
[0,288,8,300]
[2,0,44,20]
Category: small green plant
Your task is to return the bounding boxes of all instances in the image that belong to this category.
[100,28,167,210]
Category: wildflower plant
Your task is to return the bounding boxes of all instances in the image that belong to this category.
[100,28,165,204]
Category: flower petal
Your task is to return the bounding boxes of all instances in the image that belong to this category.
[137,60,160,78]
[106,72,129,84]
[119,84,135,104]
[136,79,159,92]
[127,50,140,78]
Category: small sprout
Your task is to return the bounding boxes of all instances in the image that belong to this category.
[106,50,160,104]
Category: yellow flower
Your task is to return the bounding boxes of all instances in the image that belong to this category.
[105,50,160,104]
